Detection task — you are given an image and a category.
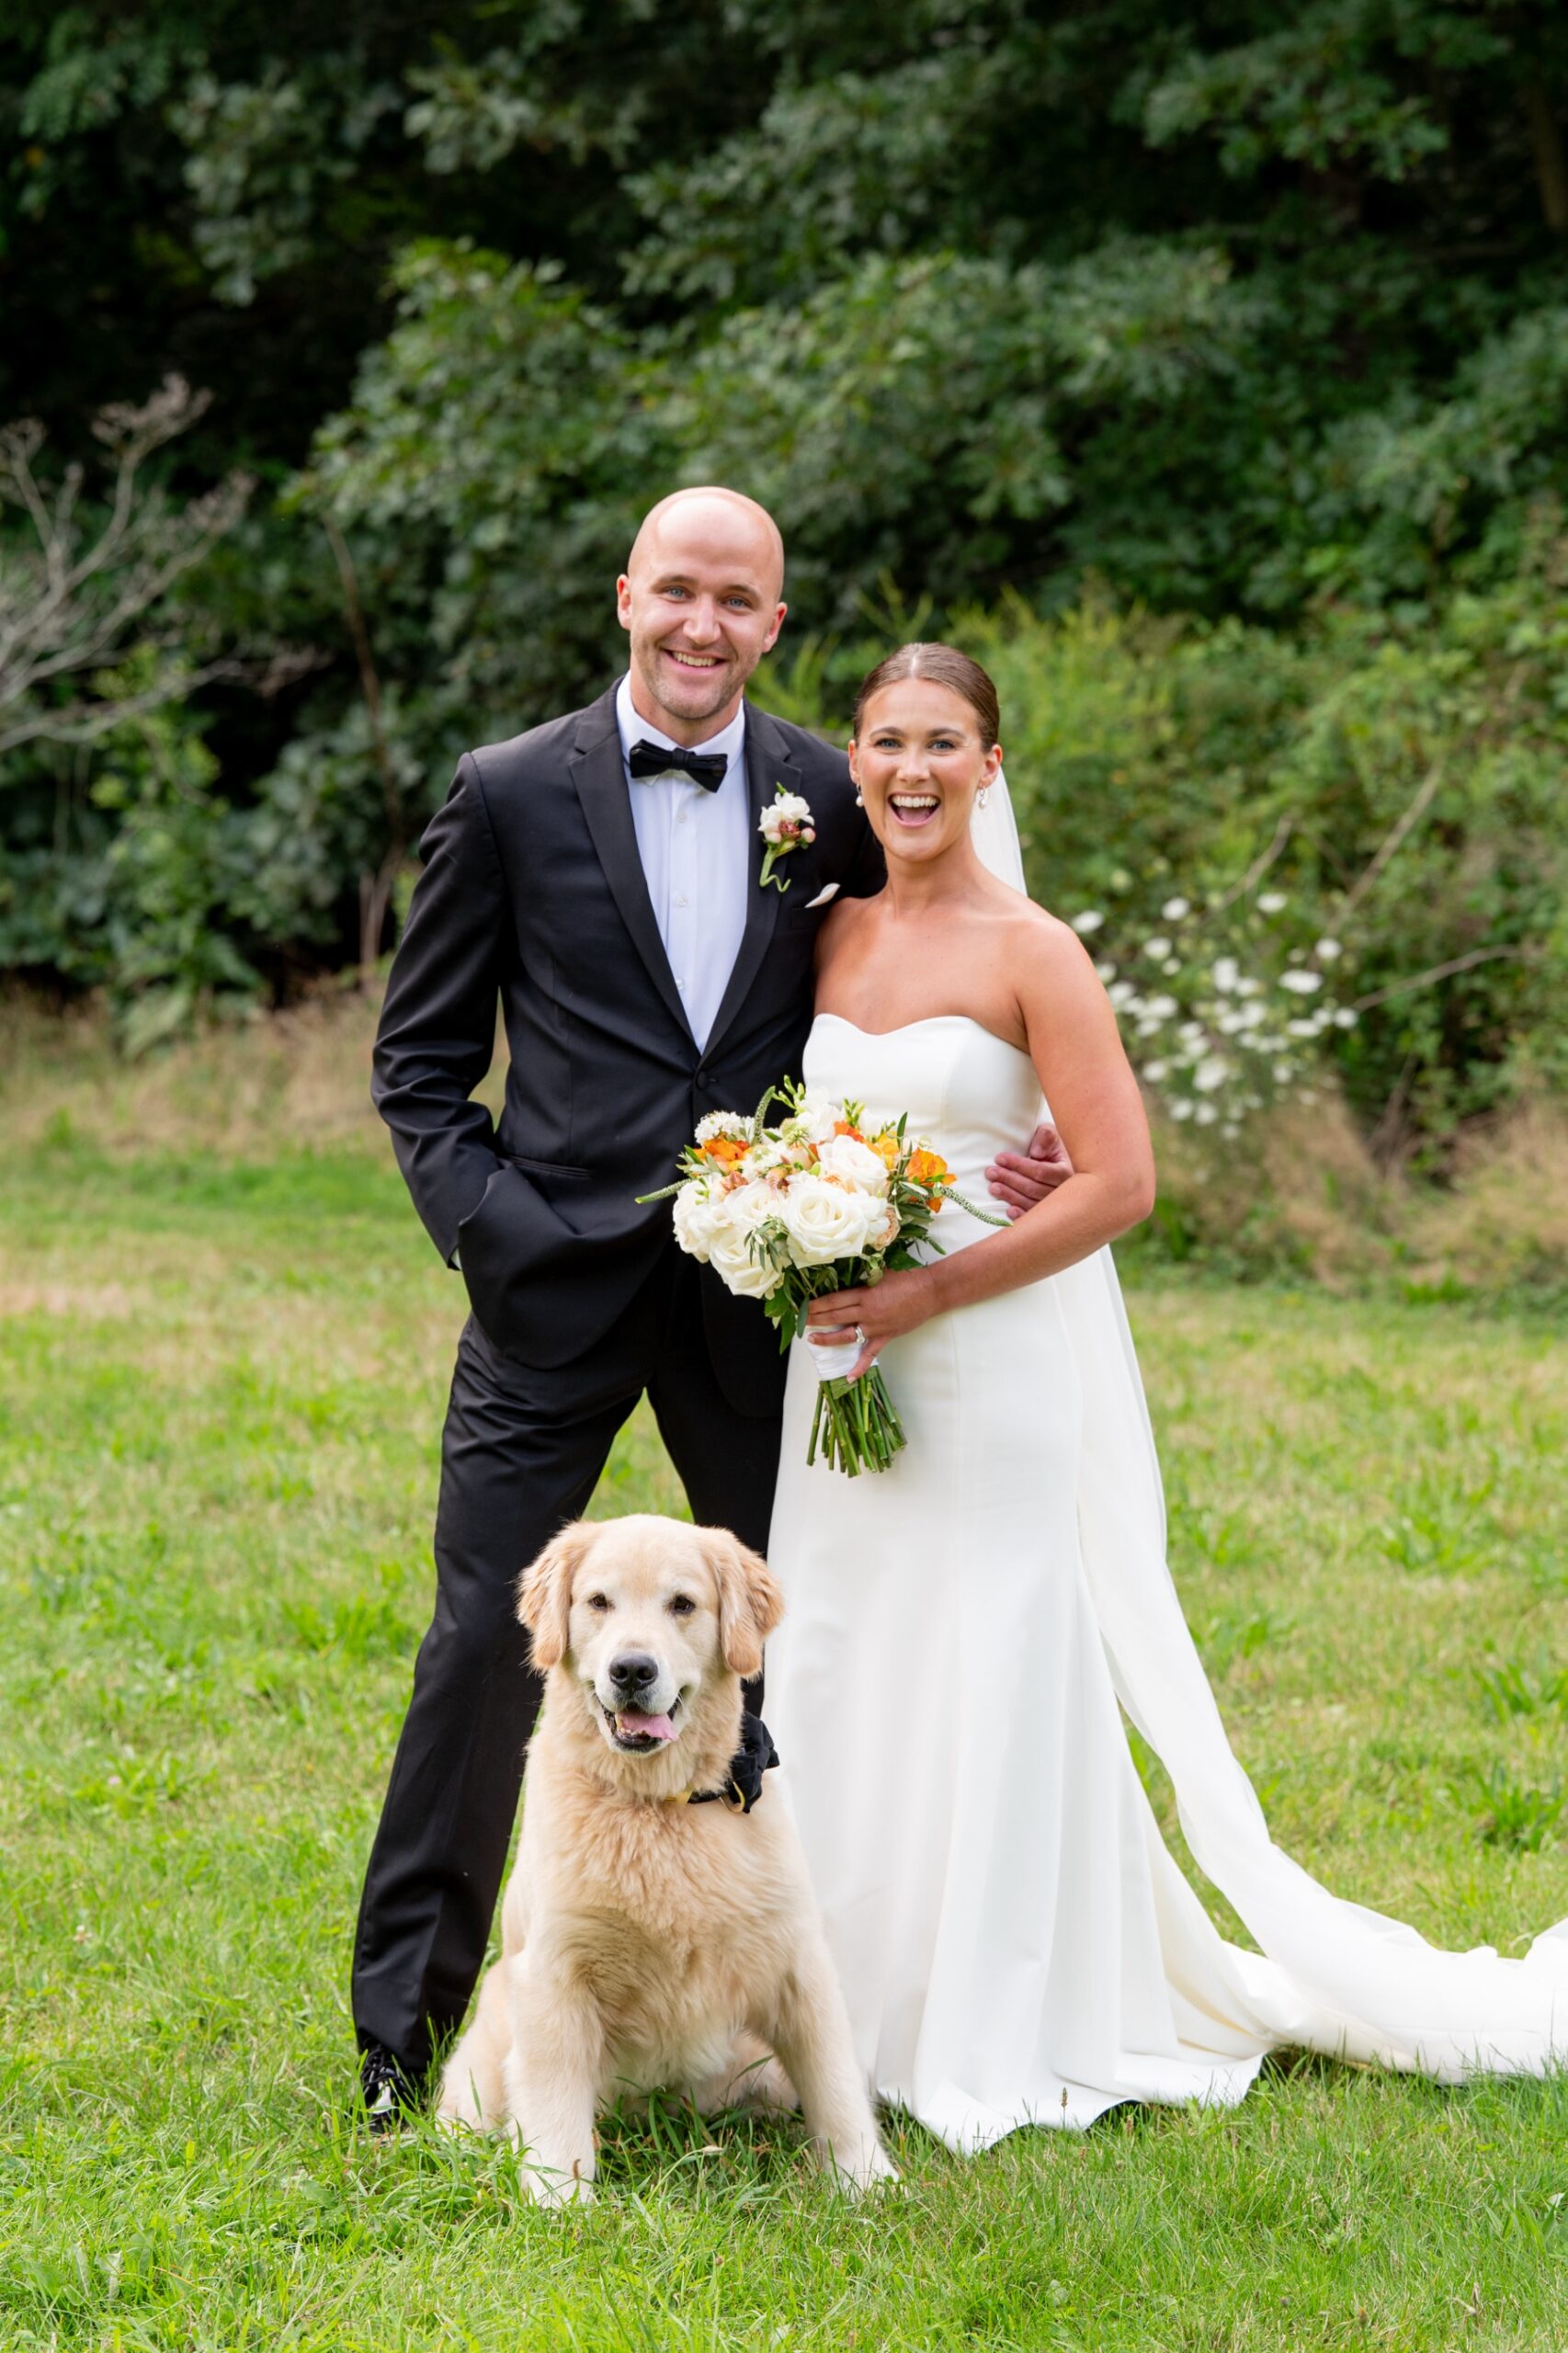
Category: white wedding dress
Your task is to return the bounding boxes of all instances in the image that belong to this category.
[762,1011,1568,2153]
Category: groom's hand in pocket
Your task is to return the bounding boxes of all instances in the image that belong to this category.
[985,1120,1074,1219]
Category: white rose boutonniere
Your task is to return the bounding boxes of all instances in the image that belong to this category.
[757,786,815,892]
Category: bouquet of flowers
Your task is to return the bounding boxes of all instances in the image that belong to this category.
[641,1082,1005,1475]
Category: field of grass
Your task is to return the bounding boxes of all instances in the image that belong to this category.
[2,1114,1565,2350]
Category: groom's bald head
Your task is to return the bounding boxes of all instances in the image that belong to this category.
[617,485,789,744]
[626,486,785,603]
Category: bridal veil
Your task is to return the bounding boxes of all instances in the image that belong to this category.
[969,769,1568,2078]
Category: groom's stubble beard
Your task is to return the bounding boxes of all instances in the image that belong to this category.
[630,632,754,738]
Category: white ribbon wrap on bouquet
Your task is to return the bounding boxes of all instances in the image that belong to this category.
[803,1330,862,1385]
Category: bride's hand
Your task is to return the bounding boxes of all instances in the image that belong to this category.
[804,1269,936,1381]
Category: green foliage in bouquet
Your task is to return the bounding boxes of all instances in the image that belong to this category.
[642,1080,1006,1476]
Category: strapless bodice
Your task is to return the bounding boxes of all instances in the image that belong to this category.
[803,1014,1044,1242]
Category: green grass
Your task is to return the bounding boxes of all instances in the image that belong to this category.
[2,1140,1566,2351]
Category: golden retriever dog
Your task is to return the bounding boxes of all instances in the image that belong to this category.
[437,1513,894,2205]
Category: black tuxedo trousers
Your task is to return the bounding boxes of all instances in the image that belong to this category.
[351,1245,783,2073]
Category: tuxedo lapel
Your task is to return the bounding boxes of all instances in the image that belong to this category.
[568,695,694,1043]
[702,709,791,1060]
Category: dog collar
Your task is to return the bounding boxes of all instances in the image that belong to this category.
[674,1714,778,1814]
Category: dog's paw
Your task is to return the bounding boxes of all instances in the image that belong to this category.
[818,2138,900,2197]
[517,2156,596,2211]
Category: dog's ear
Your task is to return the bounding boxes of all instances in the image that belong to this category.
[517,1521,595,1669]
[701,1529,784,1679]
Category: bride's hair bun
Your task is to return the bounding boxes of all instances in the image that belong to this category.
[851,642,1001,748]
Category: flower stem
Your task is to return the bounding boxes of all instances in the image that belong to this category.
[811,1370,906,1476]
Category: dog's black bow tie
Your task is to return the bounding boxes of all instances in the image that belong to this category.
[688,1712,779,1813]
[628,740,729,790]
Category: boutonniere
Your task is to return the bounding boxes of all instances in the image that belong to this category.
[757,787,815,892]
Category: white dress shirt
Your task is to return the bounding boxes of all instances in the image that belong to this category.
[616,672,749,1050]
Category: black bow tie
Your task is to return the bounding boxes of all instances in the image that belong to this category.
[628,739,729,791]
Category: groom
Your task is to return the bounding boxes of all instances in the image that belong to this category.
[353,486,1065,2120]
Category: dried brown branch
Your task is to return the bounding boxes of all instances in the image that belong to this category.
[1349,943,1527,1014]
[1340,759,1445,918]
[1203,812,1294,916]
[0,376,253,752]
[323,515,408,974]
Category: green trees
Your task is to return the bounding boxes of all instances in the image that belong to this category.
[2,0,1565,1134]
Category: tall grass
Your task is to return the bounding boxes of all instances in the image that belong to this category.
[5,983,1564,1303]
[1,1040,1564,2347]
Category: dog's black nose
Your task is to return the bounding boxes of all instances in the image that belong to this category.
[608,1652,660,1693]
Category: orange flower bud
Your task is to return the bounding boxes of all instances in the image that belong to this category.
[907,1147,949,1190]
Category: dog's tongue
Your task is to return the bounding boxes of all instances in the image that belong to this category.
[617,1709,677,1743]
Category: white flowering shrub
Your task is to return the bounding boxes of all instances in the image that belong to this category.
[1073,890,1358,1136]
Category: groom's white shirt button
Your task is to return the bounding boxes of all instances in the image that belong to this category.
[616,672,748,1050]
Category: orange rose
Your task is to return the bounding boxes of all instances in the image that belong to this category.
[701,1136,749,1167]
[833,1119,864,1142]
[907,1147,949,1190]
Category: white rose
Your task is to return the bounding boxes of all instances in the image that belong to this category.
[814,1133,889,1195]
[706,1186,785,1297]
[778,1174,883,1267]
[708,1231,783,1298]
[783,1088,840,1146]
[759,791,813,844]
[712,1179,777,1234]
[672,1181,725,1263]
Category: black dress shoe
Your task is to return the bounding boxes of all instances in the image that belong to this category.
[359,2039,421,2135]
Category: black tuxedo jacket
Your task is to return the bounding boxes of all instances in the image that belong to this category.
[372,685,884,1410]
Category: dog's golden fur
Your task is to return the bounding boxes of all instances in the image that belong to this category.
[437,1513,893,2203]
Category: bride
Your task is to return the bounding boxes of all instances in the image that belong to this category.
[759,640,1568,2154]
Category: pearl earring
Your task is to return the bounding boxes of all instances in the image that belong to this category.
[976,785,992,810]
[854,788,864,807]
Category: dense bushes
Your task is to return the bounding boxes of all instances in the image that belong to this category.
[3,1,1568,1150]
[762,555,1568,1159]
